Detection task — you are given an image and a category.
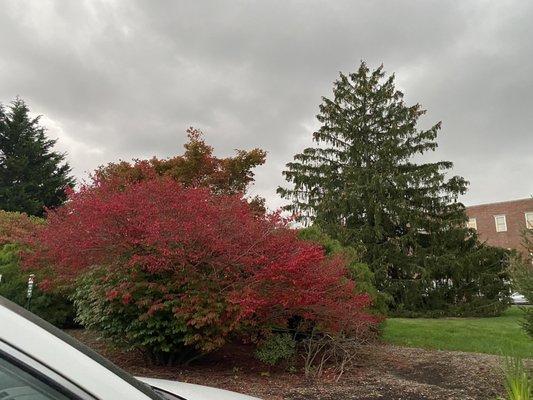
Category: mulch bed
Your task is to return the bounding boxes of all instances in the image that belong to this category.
[67,330,506,400]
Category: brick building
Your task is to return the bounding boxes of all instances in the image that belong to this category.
[465,198,533,256]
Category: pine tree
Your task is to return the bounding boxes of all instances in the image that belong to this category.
[279,62,509,314]
[510,225,533,336]
[0,98,74,216]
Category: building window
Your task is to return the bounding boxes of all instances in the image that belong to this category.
[467,218,477,230]
[494,215,507,232]
[526,212,533,229]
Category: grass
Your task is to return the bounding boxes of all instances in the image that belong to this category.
[382,306,533,358]
[500,356,532,400]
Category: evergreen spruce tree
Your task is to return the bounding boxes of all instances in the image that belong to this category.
[509,225,533,336]
[0,98,74,216]
[279,62,510,315]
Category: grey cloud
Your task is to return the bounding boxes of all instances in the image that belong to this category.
[0,0,531,209]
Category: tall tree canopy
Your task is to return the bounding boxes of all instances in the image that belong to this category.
[96,127,266,195]
[0,99,74,216]
[279,62,510,315]
[96,127,267,212]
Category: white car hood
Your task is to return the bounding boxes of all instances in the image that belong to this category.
[137,377,261,400]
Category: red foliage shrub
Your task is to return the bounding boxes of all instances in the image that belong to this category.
[95,127,267,196]
[0,210,42,246]
[24,177,377,360]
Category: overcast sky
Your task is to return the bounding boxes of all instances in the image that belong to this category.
[1,0,532,210]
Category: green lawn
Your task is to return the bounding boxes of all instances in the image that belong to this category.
[382,306,533,358]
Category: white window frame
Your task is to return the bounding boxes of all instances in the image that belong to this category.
[525,212,533,229]
[467,218,477,230]
[494,215,507,232]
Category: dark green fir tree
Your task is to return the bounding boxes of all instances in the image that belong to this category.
[279,62,510,315]
[0,98,74,216]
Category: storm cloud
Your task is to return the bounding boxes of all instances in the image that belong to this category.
[1,0,531,209]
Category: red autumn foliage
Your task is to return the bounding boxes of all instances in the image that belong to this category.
[95,127,267,196]
[23,177,377,355]
[0,210,42,246]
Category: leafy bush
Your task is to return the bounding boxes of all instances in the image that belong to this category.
[0,210,42,243]
[0,211,75,327]
[95,127,266,196]
[72,267,206,365]
[25,177,378,364]
[255,333,296,366]
[299,225,389,314]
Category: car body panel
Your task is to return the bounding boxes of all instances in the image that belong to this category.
[0,296,261,399]
[138,377,260,400]
[511,292,528,304]
[0,297,157,399]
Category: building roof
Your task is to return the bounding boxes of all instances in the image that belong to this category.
[466,197,532,210]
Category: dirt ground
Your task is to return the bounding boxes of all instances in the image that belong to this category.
[67,330,506,400]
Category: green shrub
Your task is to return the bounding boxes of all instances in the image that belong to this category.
[255,333,296,366]
[36,179,378,367]
[509,228,533,337]
[0,243,75,327]
[499,356,532,400]
[522,309,533,338]
[387,241,512,318]
[298,225,389,314]
[392,297,511,318]
[72,267,207,366]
